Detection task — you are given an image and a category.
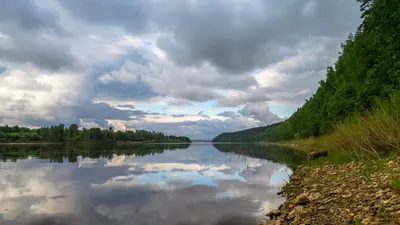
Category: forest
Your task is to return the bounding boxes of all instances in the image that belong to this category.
[0,124,191,143]
[213,0,400,144]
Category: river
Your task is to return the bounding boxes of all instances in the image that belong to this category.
[0,143,306,225]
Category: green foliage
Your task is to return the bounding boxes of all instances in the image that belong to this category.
[212,122,282,142]
[213,0,400,145]
[390,177,400,194]
[0,124,191,143]
[331,92,400,157]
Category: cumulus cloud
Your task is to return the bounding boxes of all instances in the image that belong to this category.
[0,0,61,31]
[0,0,361,138]
[0,1,79,71]
[61,0,360,73]
[0,32,78,71]
[216,88,270,107]
[0,69,51,91]
[238,103,282,124]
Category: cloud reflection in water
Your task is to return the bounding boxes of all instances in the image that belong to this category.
[0,144,292,225]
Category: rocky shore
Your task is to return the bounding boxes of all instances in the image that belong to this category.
[263,156,400,225]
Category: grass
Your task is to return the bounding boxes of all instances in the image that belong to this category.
[277,137,357,165]
[281,182,301,197]
[390,177,400,194]
[331,93,400,159]
[279,92,400,163]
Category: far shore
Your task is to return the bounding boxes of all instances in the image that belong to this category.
[0,141,192,146]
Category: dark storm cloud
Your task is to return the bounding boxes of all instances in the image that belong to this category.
[60,0,360,73]
[48,101,155,127]
[60,0,153,34]
[1,101,150,128]
[0,0,61,31]
[70,102,147,120]
[0,0,78,71]
[94,81,158,101]
[0,32,77,71]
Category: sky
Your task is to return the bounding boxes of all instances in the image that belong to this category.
[0,0,361,140]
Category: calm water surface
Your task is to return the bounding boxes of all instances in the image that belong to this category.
[0,143,305,225]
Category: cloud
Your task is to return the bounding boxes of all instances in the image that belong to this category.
[117,104,136,110]
[0,1,79,71]
[216,88,270,107]
[0,30,78,72]
[0,0,361,138]
[0,69,51,91]
[137,163,229,172]
[167,99,192,106]
[61,0,359,73]
[0,65,7,74]
[60,0,152,34]
[0,0,62,31]
[0,70,149,128]
[238,103,282,124]
[197,111,210,119]
[124,115,266,140]
[217,111,239,119]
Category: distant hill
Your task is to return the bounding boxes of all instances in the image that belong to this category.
[212,122,282,142]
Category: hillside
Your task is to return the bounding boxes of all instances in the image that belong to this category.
[212,122,281,142]
[213,0,400,144]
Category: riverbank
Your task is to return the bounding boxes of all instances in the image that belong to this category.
[264,155,400,225]
[0,141,191,145]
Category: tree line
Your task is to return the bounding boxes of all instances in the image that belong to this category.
[213,0,400,142]
[0,124,191,143]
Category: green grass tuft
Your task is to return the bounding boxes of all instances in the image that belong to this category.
[390,177,400,194]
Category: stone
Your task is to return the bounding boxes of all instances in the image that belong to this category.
[294,193,310,205]
[261,221,280,225]
[361,217,371,225]
[307,150,328,160]
[287,209,296,220]
[342,194,352,199]
[268,209,282,219]
[382,200,390,205]
[308,192,322,201]
[331,188,342,194]
[375,190,384,198]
